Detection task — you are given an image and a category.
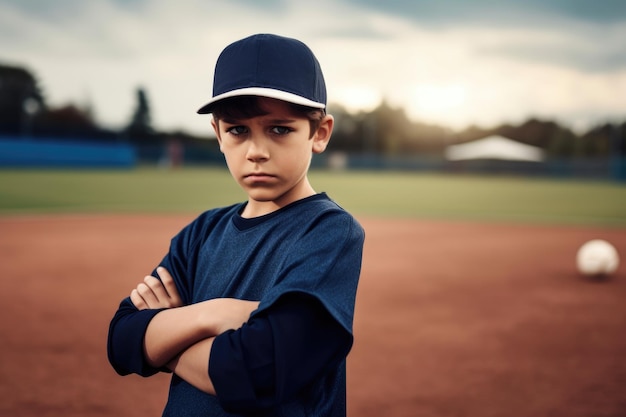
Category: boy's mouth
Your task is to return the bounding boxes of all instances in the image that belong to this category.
[244,172,276,182]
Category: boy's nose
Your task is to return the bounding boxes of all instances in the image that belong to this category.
[246,137,270,162]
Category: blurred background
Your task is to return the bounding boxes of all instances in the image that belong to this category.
[1,0,625,178]
[2,3,626,416]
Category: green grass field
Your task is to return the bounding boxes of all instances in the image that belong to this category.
[1,168,625,226]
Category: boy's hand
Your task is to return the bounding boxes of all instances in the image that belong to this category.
[131,266,183,310]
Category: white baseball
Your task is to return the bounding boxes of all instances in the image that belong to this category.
[576,239,620,276]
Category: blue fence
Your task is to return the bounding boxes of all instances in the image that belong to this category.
[0,137,135,168]
[315,152,626,181]
[1,137,624,181]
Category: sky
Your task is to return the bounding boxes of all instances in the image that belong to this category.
[1,0,625,137]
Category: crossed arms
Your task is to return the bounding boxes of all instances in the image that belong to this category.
[109,266,352,414]
[129,266,259,394]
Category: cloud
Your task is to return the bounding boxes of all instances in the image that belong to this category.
[345,0,626,26]
[0,0,624,135]
[480,33,626,73]
[344,0,626,74]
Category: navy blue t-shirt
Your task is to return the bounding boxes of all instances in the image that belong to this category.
[108,193,365,416]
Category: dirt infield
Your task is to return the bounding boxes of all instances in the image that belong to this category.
[1,214,625,417]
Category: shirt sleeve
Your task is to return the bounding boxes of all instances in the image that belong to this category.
[106,214,208,377]
[209,293,353,414]
[255,210,365,338]
[107,297,167,377]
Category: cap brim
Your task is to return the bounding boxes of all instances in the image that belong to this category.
[197,87,325,114]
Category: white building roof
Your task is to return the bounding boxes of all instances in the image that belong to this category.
[445,135,545,162]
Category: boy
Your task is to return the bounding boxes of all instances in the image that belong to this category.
[107,33,365,416]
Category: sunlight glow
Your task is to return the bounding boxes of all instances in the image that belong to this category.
[333,86,382,114]
[409,83,468,119]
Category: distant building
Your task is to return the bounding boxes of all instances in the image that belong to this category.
[445,135,545,162]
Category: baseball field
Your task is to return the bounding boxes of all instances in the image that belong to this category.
[1,168,625,416]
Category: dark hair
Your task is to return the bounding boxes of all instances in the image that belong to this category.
[211,96,325,138]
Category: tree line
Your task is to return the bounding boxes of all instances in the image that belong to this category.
[0,63,220,164]
[329,101,625,159]
[1,63,623,160]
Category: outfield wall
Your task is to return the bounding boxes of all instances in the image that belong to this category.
[0,137,135,168]
[316,152,626,181]
[1,137,623,181]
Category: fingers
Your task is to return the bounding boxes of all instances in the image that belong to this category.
[157,267,183,307]
[129,275,164,310]
[142,275,174,308]
[143,275,165,296]
[129,267,184,310]
[130,288,147,310]
[136,279,160,308]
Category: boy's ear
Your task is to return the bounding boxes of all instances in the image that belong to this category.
[211,118,224,151]
[312,114,334,154]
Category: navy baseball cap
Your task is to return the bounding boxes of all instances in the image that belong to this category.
[197,34,327,114]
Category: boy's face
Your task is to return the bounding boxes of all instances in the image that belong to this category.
[212,97,333,217]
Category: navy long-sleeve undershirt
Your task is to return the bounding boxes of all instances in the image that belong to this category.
[108,294,351,414]
[210,294,352,414]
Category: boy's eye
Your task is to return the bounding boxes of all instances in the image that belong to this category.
[271,126,292,135]
[226,126,248,135]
